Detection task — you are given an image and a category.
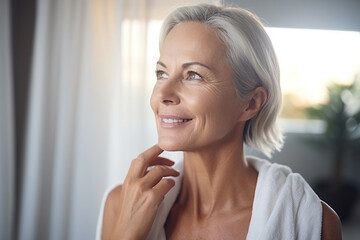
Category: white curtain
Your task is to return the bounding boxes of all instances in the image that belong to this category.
[0,0,15,240]
[17,0,157,239]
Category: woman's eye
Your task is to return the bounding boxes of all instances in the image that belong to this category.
[188,71,202,81]
[156,70,168,80]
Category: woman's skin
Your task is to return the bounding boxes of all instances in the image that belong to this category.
[151,22,264,239]
[101,22,342,240]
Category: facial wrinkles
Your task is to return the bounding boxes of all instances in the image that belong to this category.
[193,86,240,141]
[156,56,234,101]
[161,23,226,69]
[152,22,246,151]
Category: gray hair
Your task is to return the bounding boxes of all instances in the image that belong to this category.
[159,4,283,157]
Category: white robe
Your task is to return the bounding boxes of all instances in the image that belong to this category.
[96,157,322,240]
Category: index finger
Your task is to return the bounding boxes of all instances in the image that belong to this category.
[130,145,167,177]
[138,144,163,162]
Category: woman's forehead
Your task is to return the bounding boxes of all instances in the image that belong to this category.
[160,22,227,65]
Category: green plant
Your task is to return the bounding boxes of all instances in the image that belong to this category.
[304,76,360,186]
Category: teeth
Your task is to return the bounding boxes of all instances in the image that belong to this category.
[162,118,190,123]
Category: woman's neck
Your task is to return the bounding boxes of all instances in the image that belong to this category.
[179,136,258,219]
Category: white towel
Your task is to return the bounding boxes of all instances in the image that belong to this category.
[246,157,322,240]
[96,158,322,240]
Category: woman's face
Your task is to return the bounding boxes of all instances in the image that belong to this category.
[150,22,247,151]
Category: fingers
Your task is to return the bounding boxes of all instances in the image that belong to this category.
[130,145,174,178]
[125,144,179,205]
[110,145,179,240]
[150,157,175,167]
[138,144,163,161]
[142,165,179,188]
[141,178,176,208]
[152,178,176,205]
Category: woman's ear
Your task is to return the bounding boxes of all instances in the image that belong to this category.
[238,87,267,122]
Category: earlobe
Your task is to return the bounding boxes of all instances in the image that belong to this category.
[238,87,267,122]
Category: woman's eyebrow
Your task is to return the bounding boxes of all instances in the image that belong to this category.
[156,61,167,68]
[182,62,211,70]
[156,61,212,70]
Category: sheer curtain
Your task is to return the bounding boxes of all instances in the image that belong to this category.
[0,1,15,240]
[17,0,157,239]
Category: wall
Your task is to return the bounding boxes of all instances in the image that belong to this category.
[226,0,360,31]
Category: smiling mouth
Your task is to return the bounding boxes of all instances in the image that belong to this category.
[161,118,192,124]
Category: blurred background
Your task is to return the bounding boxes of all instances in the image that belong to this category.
[1,0,359,239]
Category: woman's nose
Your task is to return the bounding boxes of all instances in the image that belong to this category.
[156,80,181,105]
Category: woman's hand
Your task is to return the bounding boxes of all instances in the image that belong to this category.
[102,145,180,240]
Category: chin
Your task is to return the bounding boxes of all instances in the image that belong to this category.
[158,138,187,152]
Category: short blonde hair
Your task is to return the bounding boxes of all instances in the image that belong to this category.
[159,4,284,157]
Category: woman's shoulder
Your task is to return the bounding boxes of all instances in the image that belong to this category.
[106,185,123,201]
[247,156,323,238]
[247,156,300,188]
[104,184,123,216]
[97,184,123,240]
[248,156,342,239]
[250,157,320,206]
[321,201,342,240]
[247,156,312,188]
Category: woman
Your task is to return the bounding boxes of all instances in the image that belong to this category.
[97,4,341,240]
